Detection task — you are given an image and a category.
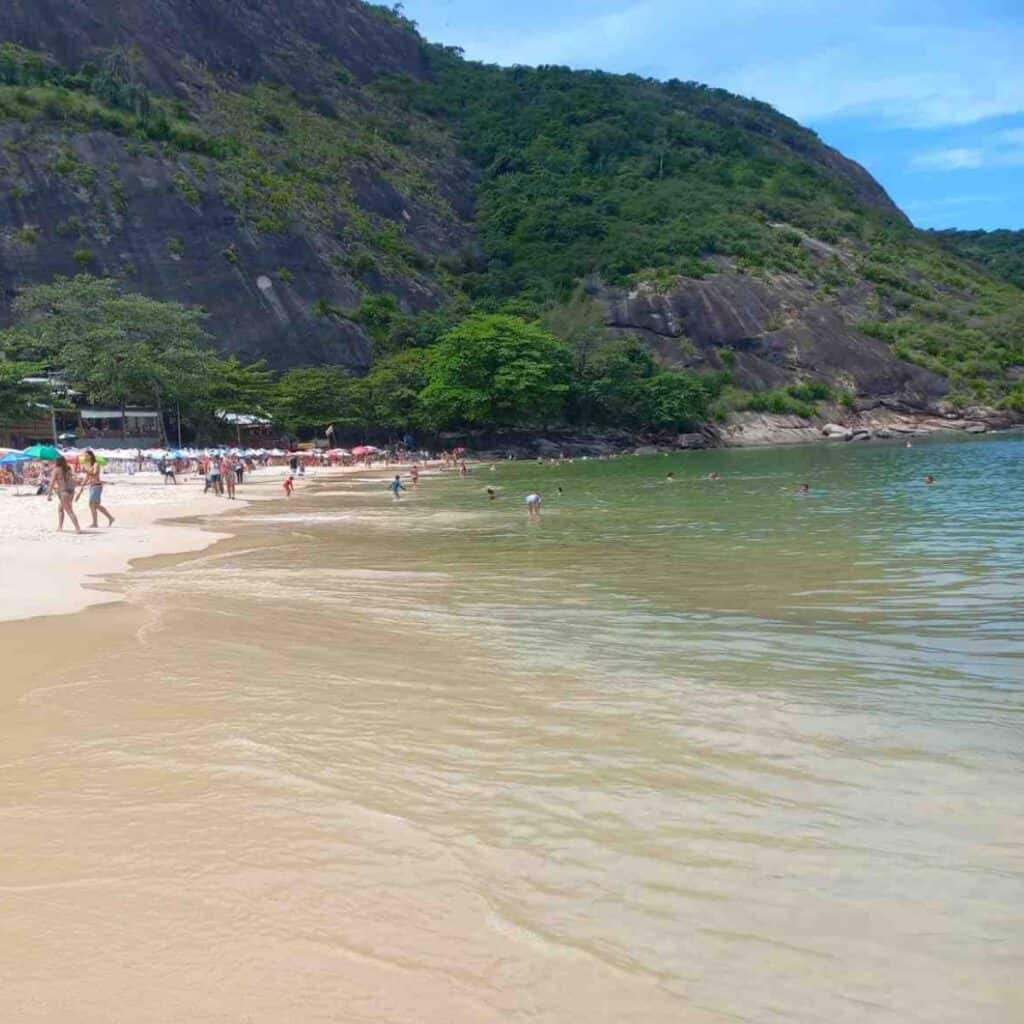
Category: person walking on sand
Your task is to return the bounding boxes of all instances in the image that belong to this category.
[389,474,405,500]
[48,455,83,534]
[222,456,236,499]
[77,449,114,528]
[410,464,420,490]
[525,491,542,521]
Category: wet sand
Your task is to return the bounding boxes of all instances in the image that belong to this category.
[0,463,424,623]
[2,444,1022,1023]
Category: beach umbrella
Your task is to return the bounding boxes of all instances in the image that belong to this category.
[0,451,32,464]
[21,444,60,460]
[351,445,377,456]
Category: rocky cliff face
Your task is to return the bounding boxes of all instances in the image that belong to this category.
[0,0,426,93]
[0,119,473,367]
[0,0,475,368]
[0,0,1020,412]
[604,268,948,411]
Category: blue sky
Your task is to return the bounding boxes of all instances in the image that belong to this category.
[401,0,1024,231]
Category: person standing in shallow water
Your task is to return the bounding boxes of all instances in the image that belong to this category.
[48,455,82,534]
[525,491,542,520]
[389,474,405,500]
[78,449,114,528]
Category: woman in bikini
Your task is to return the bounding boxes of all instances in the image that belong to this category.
[48,455,83,534]
[78,449,115,528]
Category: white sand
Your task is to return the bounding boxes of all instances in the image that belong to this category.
[0,467,289,623]
[0,460,439,624]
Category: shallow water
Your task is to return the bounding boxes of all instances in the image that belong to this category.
[2,437,1023,1022]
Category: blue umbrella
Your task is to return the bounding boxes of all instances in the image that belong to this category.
[0,451,32,464]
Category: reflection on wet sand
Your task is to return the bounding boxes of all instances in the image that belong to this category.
[2,439,1023,1022]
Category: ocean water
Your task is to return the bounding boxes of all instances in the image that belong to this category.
[2,436,1023,1022]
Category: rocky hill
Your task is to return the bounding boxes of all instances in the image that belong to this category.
[0,0,1022,418]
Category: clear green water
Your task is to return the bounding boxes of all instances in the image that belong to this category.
[4,436,1022,1023]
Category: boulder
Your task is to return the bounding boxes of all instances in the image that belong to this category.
[676,433,708,450]
[822,423,852,438]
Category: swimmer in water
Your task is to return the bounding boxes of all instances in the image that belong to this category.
[525,492,542,520]
[796,482,810,494]
[906,440,913,448]
[666,471,675,481]
[486,487,497,501]
[708,471,721,480]
[924,474,935,485]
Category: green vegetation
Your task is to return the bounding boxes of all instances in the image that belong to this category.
[855,232,1024,405]
[418,314,570,428]
[0,277,725,440]
[729,381,831,419]
[0,276,268,440]
[0,359,47,424]
[408,50,894,302]
[0,44,218,155]
[931,229,1024,290]
[1,12,1023,427]
[202,79,449,280]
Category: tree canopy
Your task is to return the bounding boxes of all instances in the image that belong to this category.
[419,314,570,428]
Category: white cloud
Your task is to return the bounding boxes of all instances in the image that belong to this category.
[913,147,986,171]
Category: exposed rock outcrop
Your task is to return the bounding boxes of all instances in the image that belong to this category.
[604,269,948,411]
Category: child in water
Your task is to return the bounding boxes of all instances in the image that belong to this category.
[283,476,294,497]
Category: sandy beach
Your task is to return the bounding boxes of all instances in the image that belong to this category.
[0,463,344,623]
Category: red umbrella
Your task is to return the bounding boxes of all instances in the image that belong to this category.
[351,445,378,456]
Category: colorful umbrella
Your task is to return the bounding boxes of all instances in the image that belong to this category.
[21,444,60,460]
[0,451,32,464]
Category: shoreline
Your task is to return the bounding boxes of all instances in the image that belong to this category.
[0,426,1012,626]
[471,408,1023,458]
[0,461,419,626]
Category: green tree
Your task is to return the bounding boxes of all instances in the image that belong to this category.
[271,366,360,433]
[419,314,570,429]
[0,275,271,442]
[362,349,429,431]
[637,372,723,430]
[581,337,656,426]
[0,360,47,424]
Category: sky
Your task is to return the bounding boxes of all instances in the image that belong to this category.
[400,0,1024,231]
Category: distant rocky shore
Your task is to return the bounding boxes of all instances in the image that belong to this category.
[470,405,1022,460]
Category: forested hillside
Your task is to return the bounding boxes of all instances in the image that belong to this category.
[1,0,1023,439]
[931,230,1024,291]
